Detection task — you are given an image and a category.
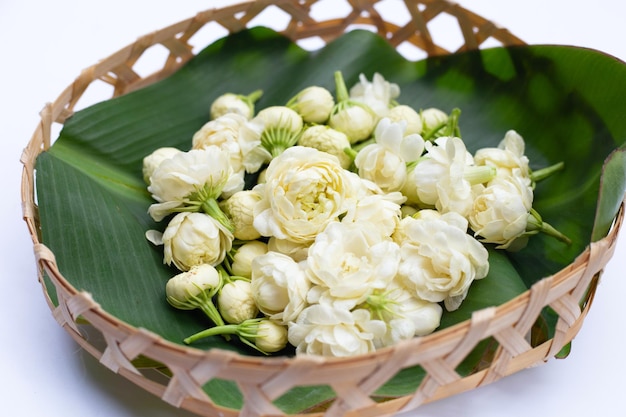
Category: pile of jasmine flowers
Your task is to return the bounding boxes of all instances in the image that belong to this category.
[143,71,569,357]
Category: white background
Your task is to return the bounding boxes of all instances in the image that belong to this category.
[2,1,625,416]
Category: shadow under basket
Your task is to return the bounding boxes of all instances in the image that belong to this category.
[19,1,626,416]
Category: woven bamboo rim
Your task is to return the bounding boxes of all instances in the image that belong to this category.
[19,1,625,416]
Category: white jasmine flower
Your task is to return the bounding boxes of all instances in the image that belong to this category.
[148,212,234,271]
[469,169,533,249]
[391,215,417,246]
[165,263,224,326]
[237,118,271,174]
[344,169,390,199]
[218,279,259,324]
[251,251,310,324]
[191,113,247,173]
[362,283,442,348]
[184,318,288,354]
[266,237,310,262]
[253,146,356,245]
[392,208,451,245]
[474,130,531,182]
[210,90,262,120]
[470,170,571,250]
[305,221,400,310]
[355,118,425,193]
[298,124,352,169]
[230,240,268,279]
[403,137,494,218]
[288,304,386,357]
[349,72,400,119]
[147,147,243,228]
[406,137,473,205]
[287,86,335,124]
[388,104,423,135]
[220,190,262,241]
[329,71,377,144]
[341,192,405,239]
[396,212,489,311]
[142,147,182,185]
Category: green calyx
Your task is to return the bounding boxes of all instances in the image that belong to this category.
[179,184,234,232]
[167,282,225,328]
[363,289,401,322]
[526,208,572,245]
[260,123,302,158]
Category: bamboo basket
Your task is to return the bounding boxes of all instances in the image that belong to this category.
[19,1,625,416]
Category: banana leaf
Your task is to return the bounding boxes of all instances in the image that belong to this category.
[35,28,626,412]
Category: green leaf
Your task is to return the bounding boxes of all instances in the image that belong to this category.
[35,28,626,412]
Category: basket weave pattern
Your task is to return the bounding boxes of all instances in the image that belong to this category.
[20,1,623,416]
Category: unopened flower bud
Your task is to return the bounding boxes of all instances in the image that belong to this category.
[298,124,352,169]
[142,147,182,184]
[255,106,304,157]
[287,86,335,124]
[220,190,262,241]
[421,108,449,139]
[165,264,224,326]
[388,105,423,135]
[329,104,376,144]
[329,71,377,144]
[218,280,259,324]
[231,240,268,278]
[210,90,262,120]
[255,319,288,353]
[160,212,234,271]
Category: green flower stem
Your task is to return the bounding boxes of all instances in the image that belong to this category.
[530,161,565,183]
[216,264,250,286]
[240,89,263,116]
[184,323,240,344]
[527,209,572,245]
[446,108,462,138]
[199,302,226,329]
[343,147,358,162]
[285,89,304,109]
[422,120,447,141]
[244,89,263,104]
[183,318,266,354]
[352,137,375,152]
[201,198,234,232]
[334,70,350,102]
[406,155,429,171]
[422,108,462,141]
